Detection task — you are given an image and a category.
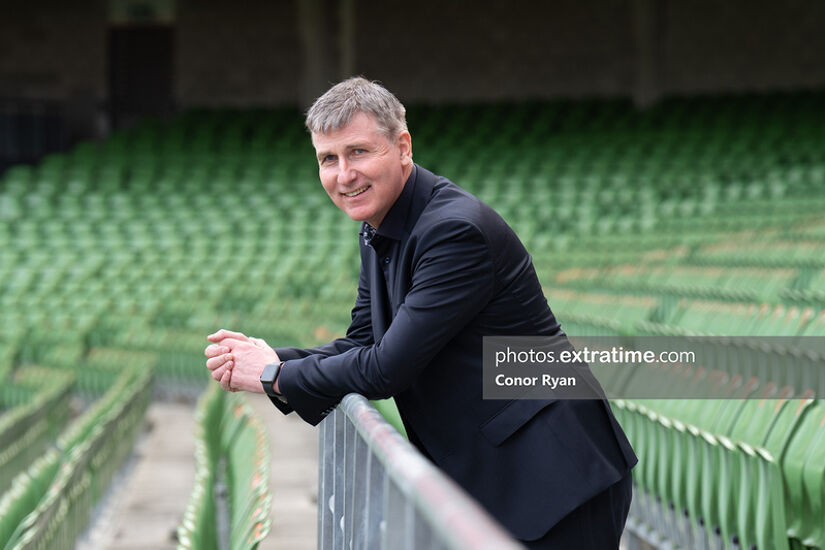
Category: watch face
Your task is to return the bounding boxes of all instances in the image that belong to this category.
[261,363,276,383]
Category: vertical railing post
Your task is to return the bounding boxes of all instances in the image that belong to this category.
[332,409,346,549]
[317,394,525,550]
[317,409,335,550]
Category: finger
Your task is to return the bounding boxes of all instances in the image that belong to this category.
[211,361,233,380]
[212,365,226,381]
[204,344,230,358]
[208,329,249,343]
[220,368,232,391]
[206,354,233,371]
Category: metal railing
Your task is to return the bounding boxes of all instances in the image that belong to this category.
[318,394,525,550]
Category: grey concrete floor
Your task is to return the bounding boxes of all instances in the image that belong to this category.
[76,395,318,550]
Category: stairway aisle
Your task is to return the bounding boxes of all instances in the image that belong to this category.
[77,401,197,550]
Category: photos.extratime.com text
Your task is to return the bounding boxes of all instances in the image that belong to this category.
[494,346,696,368]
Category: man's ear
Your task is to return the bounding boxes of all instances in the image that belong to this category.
[397,131,413,166]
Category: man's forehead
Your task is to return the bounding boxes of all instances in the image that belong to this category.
[311,113,385,149]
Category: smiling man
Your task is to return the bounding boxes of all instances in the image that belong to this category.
[204,77,636,549]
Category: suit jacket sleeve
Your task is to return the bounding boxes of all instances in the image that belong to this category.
[277,218,496,425]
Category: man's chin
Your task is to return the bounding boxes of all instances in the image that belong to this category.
[343,209,372,224]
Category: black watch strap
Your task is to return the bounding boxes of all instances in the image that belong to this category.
[261,361,293,415]
[260,361,285,397]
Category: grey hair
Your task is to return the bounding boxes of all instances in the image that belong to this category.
[305,77,408,139]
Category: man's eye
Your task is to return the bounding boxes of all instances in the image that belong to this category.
[322,155,335,163]
[353,149,365,155]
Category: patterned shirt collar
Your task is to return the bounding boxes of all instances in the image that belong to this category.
[360,224,377,246]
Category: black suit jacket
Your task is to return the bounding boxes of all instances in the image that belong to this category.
[274,165,637,540]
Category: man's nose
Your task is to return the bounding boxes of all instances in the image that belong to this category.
[337,158,356,184]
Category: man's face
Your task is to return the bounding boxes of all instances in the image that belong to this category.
[312,112,412,228]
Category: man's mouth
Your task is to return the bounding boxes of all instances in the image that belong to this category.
[344,185,370,197]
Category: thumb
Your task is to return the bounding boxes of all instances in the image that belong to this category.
[208,329,250,343]
[219,338,251,349]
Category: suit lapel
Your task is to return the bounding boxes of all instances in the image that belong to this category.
[369,251,392,342]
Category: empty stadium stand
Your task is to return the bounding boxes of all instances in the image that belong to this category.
[1,91,824,549]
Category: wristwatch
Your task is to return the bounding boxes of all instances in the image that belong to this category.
[260,361,285,398]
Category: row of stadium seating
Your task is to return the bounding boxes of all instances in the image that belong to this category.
[0,368,74,496]
[0,365,151,549]
[553,292,825,338]
[177,384,271,550]
[612,396,825,549]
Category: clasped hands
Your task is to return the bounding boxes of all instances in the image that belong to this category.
[204,329,281,393]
